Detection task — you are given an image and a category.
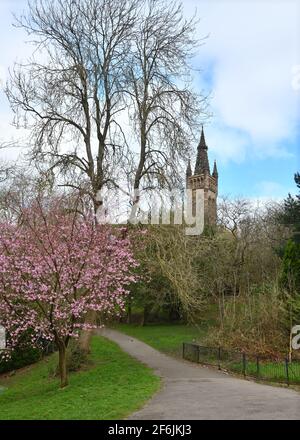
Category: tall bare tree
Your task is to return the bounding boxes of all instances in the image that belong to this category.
[5,0,209,350]
[125,0,209,216]
[6,0,140,213]
[0,142,18,183]
[6,0,209,218]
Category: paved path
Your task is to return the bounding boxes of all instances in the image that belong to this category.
[98,329,300,420]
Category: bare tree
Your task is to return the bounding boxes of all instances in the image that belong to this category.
[5,0,210,350]
[0,141,19,183]
[131,223,207,324]
[218,196,251,238]
[125,0,209,217]
[0,164,56,224]
[6,0,140,213]
[6,0,209,219]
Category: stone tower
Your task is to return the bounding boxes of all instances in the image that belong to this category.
[186,127,218,227]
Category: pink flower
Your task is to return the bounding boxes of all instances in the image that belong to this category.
[0,198,139,356]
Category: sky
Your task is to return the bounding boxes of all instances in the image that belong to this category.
[0,0,299,200]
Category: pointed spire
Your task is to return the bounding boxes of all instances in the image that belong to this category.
[199,125,207,150]
[212,160,218,179]
[194,126,210,175]
[186,159,192,178]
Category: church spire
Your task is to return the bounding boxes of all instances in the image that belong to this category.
[186,159,192,178]
[199,125,207,149]
[194,126,210,175]
[212,160,218,179]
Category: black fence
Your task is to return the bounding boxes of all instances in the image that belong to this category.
[182,342,300,386]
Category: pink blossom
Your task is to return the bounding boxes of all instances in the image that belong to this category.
[0,199,139,358]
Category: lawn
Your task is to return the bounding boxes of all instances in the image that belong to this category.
[0,336,160,420]
[115,323,206,357]
[115,323,300,385]
[231,359,300,384]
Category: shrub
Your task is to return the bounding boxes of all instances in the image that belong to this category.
[0,346,41,374]
[204,283,287,357]
[67,342,89,372]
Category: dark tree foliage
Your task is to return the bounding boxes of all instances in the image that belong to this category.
[283,172,300,244]
[281,173,300,295]
[281,239,300,293]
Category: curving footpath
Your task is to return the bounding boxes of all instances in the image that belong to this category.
[98,328,300,420]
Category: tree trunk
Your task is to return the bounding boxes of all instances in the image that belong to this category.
[79,197,101,353]
[141,305,149,326]
[288,305,293,363]
[127,300,132,324]
[78,310,97,353]
[58,342,68,388]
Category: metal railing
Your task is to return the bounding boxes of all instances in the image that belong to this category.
[182,342,300,386]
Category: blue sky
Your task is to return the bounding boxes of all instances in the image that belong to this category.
[0,0,300,200]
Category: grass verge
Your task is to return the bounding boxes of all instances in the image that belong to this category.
[0,336,160,420]
[115,323,205,357]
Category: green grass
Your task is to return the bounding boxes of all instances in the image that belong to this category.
[115,323,206,357]
[230,360,300,384]
[180,343,300,384]
[0,336,160,420]
[115,323,300,385]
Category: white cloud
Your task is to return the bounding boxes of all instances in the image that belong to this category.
[0,0,299,167]
[205,123,249,164]
[0,0,32,161]
[184,0,300,161]
[257,180,287,197]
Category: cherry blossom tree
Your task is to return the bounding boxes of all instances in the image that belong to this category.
[0,198,138,387]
